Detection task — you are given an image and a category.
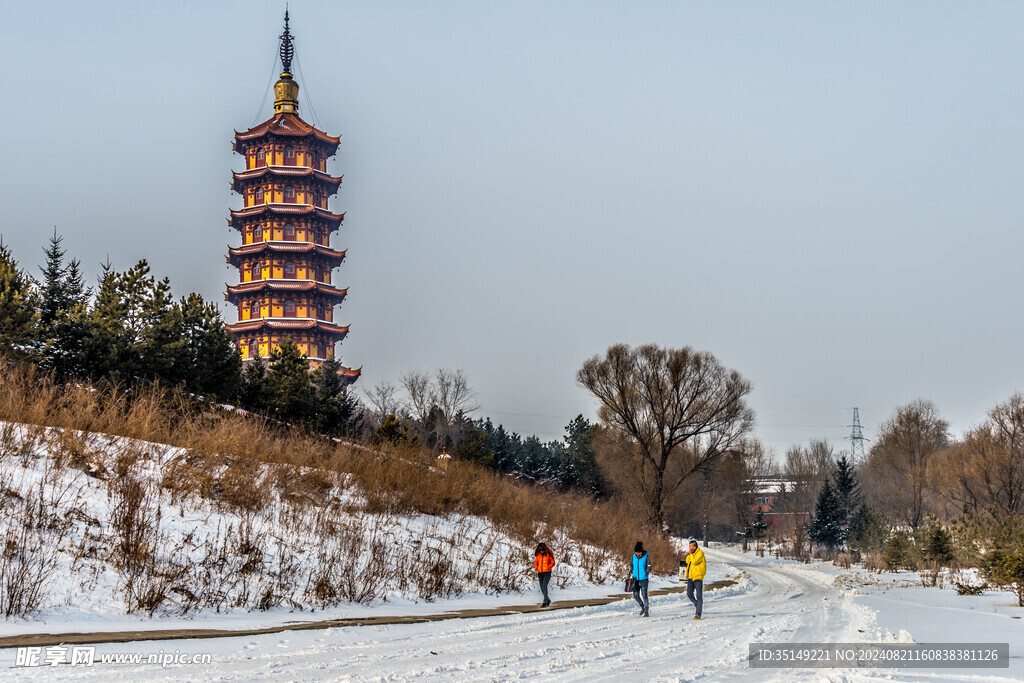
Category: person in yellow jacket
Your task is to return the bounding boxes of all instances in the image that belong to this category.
[684,539,706,620]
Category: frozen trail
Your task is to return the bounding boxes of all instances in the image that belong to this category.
[3,547,886,681]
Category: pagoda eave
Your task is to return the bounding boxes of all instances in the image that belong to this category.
[233,166,343,184]
[233,113,341,150]
[228,204,345,226]
[226,242,347,266]
[226,318,350,337]
[224,280,348,303]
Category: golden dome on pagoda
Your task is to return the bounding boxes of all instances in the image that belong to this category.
[273,10,300,114]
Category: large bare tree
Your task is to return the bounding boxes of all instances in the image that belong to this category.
[864,399,949,529]
[578,343,754,527]
[399,368,478,446]
[940,393,1024,515]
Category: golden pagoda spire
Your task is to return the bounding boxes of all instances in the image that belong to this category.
[273,9,300,114]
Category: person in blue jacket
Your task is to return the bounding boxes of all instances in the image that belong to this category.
[631,541,652,617]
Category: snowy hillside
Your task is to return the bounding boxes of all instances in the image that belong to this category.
[0,421,623,631]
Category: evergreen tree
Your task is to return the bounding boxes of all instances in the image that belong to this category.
[178,293,241,400]
[264,340,315,424]
[374,413,418,446]
[847,505,890,554]
[455,425,494,467]
[0,245,38,353]
[238,357,270,412]
[557,415,604,496]
[312,359,362,436]
[809,479,845,548]
[38,301,104,380]
[88,260,185,384]
[744,509,769,541]
[833,454,861,532]
[882,530,916,570]
[36,229,90,329]
[924,524,955,565]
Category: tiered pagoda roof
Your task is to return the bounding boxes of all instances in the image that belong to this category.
[225,280,348,304]
[234,112,341,152]
[231,166,343,194]
[228,204,345,228]
[226,242,347,267]
[226,318,350,335]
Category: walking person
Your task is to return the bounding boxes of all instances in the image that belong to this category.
[684,539,706,620]
[631,541,652,617]
[534,543,555,607]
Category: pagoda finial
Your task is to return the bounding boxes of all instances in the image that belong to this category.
[279,8,294,75]
[273,7,300,114]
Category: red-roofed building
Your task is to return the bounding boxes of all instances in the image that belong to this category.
[225,12,359,384]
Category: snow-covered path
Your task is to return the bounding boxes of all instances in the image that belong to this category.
[4,547,906,682]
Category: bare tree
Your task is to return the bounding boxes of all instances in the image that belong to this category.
[864,399,949,529]
[781,439,836,517]
[578,343,754,528]
[433,369,478,446]
[398,369,478,446]
[940,393,1024,515]
[400,370,435,426]
[363,380,401,424]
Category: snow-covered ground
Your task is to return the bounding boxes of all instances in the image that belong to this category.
[5,545,1019,681]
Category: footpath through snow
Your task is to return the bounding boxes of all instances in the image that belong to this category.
[5,545,1019,681]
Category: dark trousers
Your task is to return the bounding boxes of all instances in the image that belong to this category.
[538,571,551,605]
[687,578,703,617]
[632,578,649,613]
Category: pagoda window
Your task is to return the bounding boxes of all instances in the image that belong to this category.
[284,223,295,240]
[285,145,294,158]
[256,148,265,163]
[284,185,294,202]
[311,151,319,169]
[248,339,259,358]
[255,187,264,202]
[284,260,295,277]
[250,301,260,318]
[316,302,324,320]
[254,225,263,240]
[284,299,295,316]
[315,264,323,281]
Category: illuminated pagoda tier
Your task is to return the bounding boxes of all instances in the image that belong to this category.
[226,11,359,383]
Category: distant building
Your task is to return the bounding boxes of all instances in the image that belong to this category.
[225,12,359,383]
[748,476,812,529]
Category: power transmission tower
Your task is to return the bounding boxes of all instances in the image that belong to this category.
[848,408,867,461]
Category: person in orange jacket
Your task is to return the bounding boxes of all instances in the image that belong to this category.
[534,542,556,607]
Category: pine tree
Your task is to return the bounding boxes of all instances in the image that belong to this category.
[924,524,954,565]
[455,425,494,467]
[178,293,241,400]
[558,414,604,496]
[847,505,890,554]
[833,454,861,533]
[982,547,1024,606]
[809,479,845,548]
[265,340,315,424]
[0,245,38,353]
[311,359,362,436]
[36,229,90,330]
[238,357,270,412]
[87,260,186,385]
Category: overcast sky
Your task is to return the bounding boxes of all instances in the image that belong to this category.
[1,1,1022,456]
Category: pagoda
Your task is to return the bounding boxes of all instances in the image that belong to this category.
[226,12,359,383]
